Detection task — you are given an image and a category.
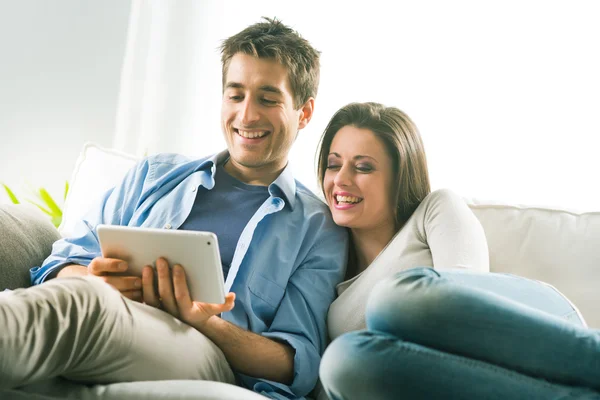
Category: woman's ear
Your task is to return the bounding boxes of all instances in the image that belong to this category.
[297,98,315,130]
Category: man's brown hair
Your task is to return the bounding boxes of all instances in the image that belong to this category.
[220,17,320,109]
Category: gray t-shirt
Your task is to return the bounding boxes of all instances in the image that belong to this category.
[179,164,269,279]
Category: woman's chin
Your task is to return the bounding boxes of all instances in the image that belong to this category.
[332,215,355,229]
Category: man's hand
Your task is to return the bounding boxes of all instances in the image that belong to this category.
[58,258,142,301]
[142,257,235,327]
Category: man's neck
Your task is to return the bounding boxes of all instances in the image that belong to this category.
[223,158,285,186]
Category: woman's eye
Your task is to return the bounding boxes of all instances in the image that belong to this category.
[356,165,373,173]
[326,164,341,170]
[229,95,243,101]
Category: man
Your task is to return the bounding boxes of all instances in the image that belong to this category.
[0,18,348,399]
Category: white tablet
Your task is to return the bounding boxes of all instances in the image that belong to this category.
[97,224,226,304]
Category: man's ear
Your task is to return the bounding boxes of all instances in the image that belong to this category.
[297,98,315,130]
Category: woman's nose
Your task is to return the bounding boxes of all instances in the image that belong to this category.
[333,166,352,187]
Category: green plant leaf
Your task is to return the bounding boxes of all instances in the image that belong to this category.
[27,199,53,216]
[36,188,62,217]
[51,214,62,228]
[63,181,70,201]
[1,183,20,204]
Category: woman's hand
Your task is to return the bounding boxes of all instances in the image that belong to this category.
[142,257,235,327]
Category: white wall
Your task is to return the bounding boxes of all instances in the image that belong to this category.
[122,0,599,211]
[3,0,600,212]
[0,0,131,204]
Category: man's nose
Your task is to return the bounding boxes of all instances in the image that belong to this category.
[240,98,260,125]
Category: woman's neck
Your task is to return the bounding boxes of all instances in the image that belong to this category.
[349,223,398,276]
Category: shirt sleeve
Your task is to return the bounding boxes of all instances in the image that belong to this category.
[239,220,349,398]
[30,159,151,285]
[422,188,490,272]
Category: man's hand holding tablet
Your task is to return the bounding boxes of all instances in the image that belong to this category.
[141,257,236,328]
[96,225,234,326]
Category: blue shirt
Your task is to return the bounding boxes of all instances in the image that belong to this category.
[179,163,270,280]
[31,151,349,399]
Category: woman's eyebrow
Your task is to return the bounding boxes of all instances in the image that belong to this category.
[354,155,378,163]
[328,152,378,163]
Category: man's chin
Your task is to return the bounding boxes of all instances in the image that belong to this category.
[228,153,269,169]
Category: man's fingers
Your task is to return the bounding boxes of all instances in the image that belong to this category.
[172,264,193,310]
[193,292,236,315]
[89,257,128,276]
[156,258,178,315]
[142,266,160,307]
[121,290,143,302]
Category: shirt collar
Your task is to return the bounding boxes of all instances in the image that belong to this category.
[269,162,296,210]
[199,150,296,210]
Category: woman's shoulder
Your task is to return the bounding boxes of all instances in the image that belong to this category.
[424,188,463,203]
[413,188,467,216]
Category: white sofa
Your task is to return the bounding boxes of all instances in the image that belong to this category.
[3,143,596,399]
[63,143,600,328]
[468,199,599,328]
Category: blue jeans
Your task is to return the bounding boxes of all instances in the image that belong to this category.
[320,267,600,400]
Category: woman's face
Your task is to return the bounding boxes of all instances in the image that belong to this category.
[323,125,396,232]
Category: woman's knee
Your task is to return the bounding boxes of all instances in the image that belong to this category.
[320,331,394,399]
[365,267,450,335]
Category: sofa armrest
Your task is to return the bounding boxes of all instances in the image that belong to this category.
[0,204,60,290]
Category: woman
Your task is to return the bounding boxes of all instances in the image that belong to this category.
[315,102,600,399]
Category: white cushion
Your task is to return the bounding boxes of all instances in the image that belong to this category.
[468,200,600,328]
[59,143,139,237]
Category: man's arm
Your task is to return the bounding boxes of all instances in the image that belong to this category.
[145,217,348,396]
[56,264,88,277]
[31,158,150,285]
[198,316,295,384]
[143,260,295,383]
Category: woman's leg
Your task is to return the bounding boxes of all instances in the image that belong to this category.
[366,267,600,391]
[320,330,600,400]
[0,277,234,389]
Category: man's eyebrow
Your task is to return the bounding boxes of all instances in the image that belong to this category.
[224,82,283,96]
[225,82,243,90]
[259,85,283,95]
[328,152,379,163]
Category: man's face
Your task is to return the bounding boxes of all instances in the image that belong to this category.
[221,53,311,174]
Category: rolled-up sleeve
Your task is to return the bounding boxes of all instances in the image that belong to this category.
[240,225,348,398]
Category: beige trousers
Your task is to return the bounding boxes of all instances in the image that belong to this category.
[0,277,235,389]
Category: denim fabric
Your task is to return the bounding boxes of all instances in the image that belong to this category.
[320,267,600,399]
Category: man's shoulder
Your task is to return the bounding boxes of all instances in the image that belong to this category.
[293,180,329,213]
[144,152,207,167]
[140,153,214,176]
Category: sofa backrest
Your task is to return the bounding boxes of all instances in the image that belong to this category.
[468,201,600,328]
[63,143,600,328]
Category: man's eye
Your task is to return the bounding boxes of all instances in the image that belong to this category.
[262,98,277,105]
[229,95,243,101]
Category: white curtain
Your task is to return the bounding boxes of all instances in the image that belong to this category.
[112,0,220,157]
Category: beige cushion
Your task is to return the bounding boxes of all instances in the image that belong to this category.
[0,204,60,289]
[468,201,600,328]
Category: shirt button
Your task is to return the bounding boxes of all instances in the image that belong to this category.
[192,187,196,192]
[164,224,172,229]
